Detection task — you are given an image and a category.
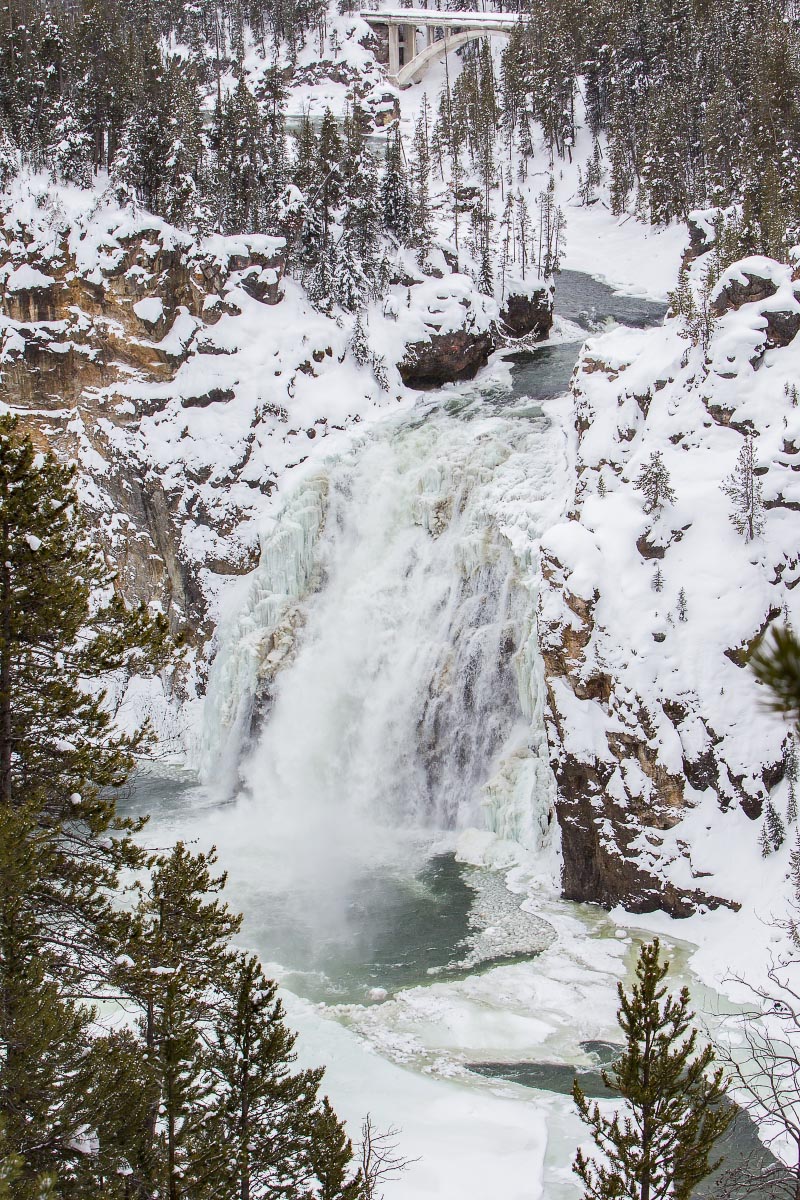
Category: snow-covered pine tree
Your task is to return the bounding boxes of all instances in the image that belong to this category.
[499,193,514,299]
[334,232,369,313]
[255,59,289,213]
[316,107,345,240]
[308,244,337,314]
[341,103,381,274]
[677,587,688,623]
[516,193,531,281]
[786,735,798,824]
[0,415,167,976]
[112,843,241,1198]
[0,130,19,191]
[292,110,319,198]
[409,106,433,266]
[652,566,664,592]
[0,803,108,1195]
[49,102,93,187]
[216,77,273,234]
[762,799,786,854]
[371,352,390,392]
[381,123,412,245]
[306,1098,363,1200]
[348,310,370,366]
[635,450,677,517]
[722,434,765,542]
[158,60,206,230]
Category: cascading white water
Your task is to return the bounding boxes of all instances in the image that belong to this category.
[195,475,329,793]
[196,398,569,913]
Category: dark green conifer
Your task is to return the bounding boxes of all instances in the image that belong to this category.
[201,953,326,1200]
[307,1098,363,1200]
[573,939,731,1200]
[0,804,98,1196]
[0,415,167,976]
[113,843,241,1200]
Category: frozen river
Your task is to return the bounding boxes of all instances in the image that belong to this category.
[126,274,782,1197]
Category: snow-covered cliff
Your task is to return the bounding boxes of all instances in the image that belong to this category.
[540,222,800,918]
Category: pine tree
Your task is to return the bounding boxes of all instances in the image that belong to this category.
[0,130,19,191]
[306,1098,363,1200]
[786,736,799,825]
[349,311,370,367]
[201,954,327,1200]
[516,193,531,281]
[721,434,765,542]
[341,102,381,269]
[214,77,273,234]
[334,232,369,313]
[113,843,241,1199]
[381,123,412,245]
[316,107,344,242]
[760,821,773,858]
[573,939,731,1200]
[652,566,664,593]
[0,804,99,1196]
[157,60,206,230]
[677,588,688,623]
[0,416,167,978]
[371,353,390,392]
[751,625,800,725]
[307,244,337,314]
[49,103,93,188]
[409,107,433,266]
[763,799,786,854]
[635,450,676,517]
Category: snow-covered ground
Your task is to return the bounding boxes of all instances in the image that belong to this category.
[6,11,799,1189]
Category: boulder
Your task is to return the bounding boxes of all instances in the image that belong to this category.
[765,308,800,348]
[499,286,554,340]
[398,329,494,389]
[710,263,780,318]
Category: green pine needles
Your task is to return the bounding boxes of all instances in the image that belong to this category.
[573,940,731,1200]
[0,416,369,1199]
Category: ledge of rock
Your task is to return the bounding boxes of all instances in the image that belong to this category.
[499,285,554,340]
[398,329,495,389]
[711,258,783,317]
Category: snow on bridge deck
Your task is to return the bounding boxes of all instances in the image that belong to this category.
[360,8,521,29]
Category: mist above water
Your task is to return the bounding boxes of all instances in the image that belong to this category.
[190,401,567,972]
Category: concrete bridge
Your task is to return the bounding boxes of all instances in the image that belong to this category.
[360,8,521,88]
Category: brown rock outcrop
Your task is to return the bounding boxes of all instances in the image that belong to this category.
[499,287,554,340]
[398,329,495,389]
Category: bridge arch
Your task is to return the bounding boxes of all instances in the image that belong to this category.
[360,9,521,88]
[395,28,512,88]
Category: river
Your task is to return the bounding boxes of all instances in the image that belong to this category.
[124,273,782,1198]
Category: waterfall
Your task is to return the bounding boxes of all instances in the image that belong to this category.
[196,403,567,889]
[195,473,329,793]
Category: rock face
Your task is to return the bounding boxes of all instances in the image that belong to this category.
[539,554,737,917]
[397,279,555,389]
[535,244,800,918]
[0,205,286,644]
[710,262,780,317]
[709,257,800,349]
[398,329,495,389]
[499,286,554,340]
